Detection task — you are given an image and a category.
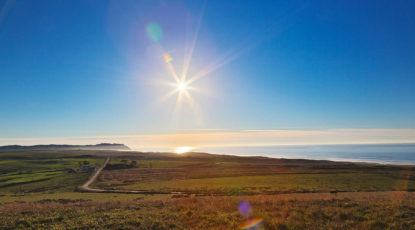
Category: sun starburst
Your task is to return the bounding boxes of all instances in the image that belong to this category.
[154,1,249,117]
[177,82,187,91]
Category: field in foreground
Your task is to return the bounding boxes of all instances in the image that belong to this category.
[1,150,415,229]
[2,191,415,229]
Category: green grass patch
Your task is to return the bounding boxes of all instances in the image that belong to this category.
[119,173,415,195]
[0,155,105,195]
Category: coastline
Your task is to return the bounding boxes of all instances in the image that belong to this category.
[128,143,415,165]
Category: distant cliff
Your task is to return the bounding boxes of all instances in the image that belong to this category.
[0,143,130,151]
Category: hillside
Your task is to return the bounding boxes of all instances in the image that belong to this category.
[0,143,130,151]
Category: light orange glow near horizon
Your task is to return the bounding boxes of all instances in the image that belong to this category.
[174,146,194,154]
[1,129,415,150]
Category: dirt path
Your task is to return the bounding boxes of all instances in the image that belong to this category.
[80,158,414,196]
[79,156,180,194]
[80,156,110,192]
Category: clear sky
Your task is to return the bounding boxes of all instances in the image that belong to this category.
[0,0,414,148]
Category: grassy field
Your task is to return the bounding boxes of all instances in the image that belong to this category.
[0,151,106,200]
[2,191,415,229]
[116,173,415,195]
[1,150,415,229]
[96,155,415,195]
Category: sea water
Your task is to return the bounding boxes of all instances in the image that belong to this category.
[199,143,415,164]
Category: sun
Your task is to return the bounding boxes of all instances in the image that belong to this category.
[156,6,247,115]
[177,82,187,91]
[174,146,194,154]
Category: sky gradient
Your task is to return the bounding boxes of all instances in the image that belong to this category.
[1,0,414,148]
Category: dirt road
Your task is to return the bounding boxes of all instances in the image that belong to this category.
[80,156,110,192]
[79,156,180,194]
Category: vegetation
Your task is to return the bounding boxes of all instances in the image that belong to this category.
[116,173,415,195]
[1,150,415,229]
[2,192,415,229]
[96,155,415,195]
[0,151,105,196]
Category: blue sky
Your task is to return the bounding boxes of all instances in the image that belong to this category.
[0,0,414,147]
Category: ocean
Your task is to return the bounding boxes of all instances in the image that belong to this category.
[199,143,415,164]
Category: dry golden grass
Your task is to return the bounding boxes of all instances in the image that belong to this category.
[1,191,415,229]
[2,151,415,229]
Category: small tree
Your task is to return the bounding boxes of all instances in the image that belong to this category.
[130,160,137,167]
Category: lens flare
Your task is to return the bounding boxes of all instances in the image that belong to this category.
[164,53,174,63]
[146,22,163,42]
[240,217,263,230]
[238,201,252,217]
